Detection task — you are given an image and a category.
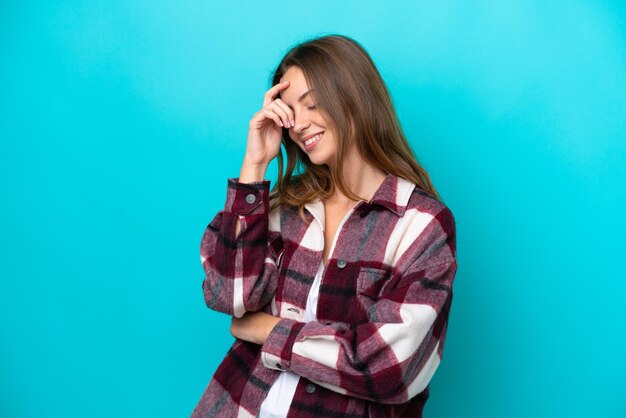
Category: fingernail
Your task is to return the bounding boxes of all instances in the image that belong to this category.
[290,119,295,127]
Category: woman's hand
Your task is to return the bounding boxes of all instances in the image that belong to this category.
[230,311,282,345]
[244,80,295,166]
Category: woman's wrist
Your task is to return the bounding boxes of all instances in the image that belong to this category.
[239,160,268,183]
[230,312,282,345]
[263,316,282,342]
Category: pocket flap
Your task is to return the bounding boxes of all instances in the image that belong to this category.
[357,267,391,299]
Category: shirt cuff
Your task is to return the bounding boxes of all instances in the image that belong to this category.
[260,317,306,371]
[224,177,271,216]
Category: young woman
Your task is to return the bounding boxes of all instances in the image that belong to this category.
[191,34,457,418]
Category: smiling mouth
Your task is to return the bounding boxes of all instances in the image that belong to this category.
[304,132,323,147]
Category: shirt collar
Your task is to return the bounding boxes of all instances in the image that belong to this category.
[304,172,416,227]
[366,172,416,217]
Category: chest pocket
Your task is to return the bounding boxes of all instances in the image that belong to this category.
[357,267,392,300]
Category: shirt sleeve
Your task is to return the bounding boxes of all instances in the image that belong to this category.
[259,206,457,404]
[200,177,283,318]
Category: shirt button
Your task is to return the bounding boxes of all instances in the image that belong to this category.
[245,193,256,204]
[275,363,284,370]
[337,259,347,268]
[305,383,316,394]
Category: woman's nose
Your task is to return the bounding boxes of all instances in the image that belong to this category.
[293,115,310,134]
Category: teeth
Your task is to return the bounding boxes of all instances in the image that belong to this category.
[305,133,323,146]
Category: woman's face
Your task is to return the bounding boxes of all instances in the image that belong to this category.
[279,66,338,167]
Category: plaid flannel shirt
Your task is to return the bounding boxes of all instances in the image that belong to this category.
[191,172,457,418]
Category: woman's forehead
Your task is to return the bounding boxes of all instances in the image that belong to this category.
[279,76,313,103]
[280,67,309,89]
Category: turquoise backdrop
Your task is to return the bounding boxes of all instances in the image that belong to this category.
[2,1,625,417]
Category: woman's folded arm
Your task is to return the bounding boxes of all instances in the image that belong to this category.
[259,207,457,404]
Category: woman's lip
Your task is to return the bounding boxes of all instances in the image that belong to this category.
[304,132,323,151]
[302,131,324,142]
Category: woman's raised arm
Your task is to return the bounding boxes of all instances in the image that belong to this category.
[201,80,294,317]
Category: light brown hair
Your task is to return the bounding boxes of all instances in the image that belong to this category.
[268,34,443,222]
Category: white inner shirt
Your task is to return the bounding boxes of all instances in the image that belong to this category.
[258,258,325,418]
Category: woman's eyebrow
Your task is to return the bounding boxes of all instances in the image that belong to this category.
[298,89,315,102]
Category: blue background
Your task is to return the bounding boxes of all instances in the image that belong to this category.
[2,1,625,417]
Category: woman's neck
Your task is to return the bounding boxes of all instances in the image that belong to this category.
[325,151,387,206]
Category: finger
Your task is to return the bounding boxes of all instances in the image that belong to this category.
[260,108,284,127]
[262,80,290,107]
[266,102,290,127]
[272,99,294,127]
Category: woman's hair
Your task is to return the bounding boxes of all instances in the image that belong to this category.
[268,34,443,221]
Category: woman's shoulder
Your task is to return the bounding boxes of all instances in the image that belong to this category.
[402,183,457,264]
[407,186,450,212]
[406,185,455,233]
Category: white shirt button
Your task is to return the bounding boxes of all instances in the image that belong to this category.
[245,193,256,204]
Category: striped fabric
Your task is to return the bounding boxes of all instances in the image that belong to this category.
[191,172,457,418]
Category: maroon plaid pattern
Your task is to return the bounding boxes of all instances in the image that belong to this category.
[191,173,457,418]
